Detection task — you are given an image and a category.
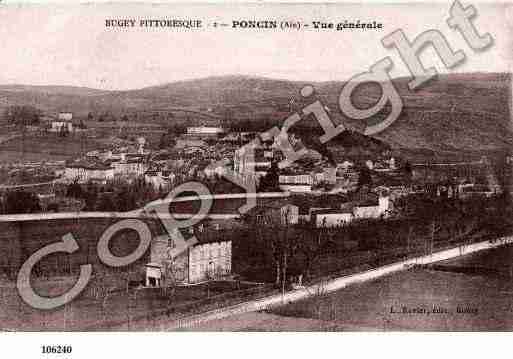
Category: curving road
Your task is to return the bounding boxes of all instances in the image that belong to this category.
[146,236,513,331]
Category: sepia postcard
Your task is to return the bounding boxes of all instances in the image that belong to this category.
[0,0,513,353]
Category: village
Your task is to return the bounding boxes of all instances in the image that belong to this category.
[0,110,507,294]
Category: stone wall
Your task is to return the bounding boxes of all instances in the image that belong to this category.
[0,217,166,279]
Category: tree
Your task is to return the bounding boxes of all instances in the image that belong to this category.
[77,118,87,129]
[96,195,116,212]
[222,107,235,129]
[403,161,413,182]
[4,105,41,127]
[82,186,98,211]
[59,123,69,137]
[158,129,176,149]
[296,227,335,281]
[115,187,137,211]
[258,160,280,192]
[255,207,299,288]
[66,181,83,199]
[4,190,41,214]
[357,165,372,188]
[4,105,41,161]
[46,202,59,213]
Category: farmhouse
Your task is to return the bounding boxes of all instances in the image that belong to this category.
[146,235,232,287]
[312,193,391,228]
[112,154,149,177]
[353,195,390,219]
[63,160,114,183]
[50,112,73,133]
[185,126,226,139]
[279,174,313,193]
[234,145,274,178]
[144,169,175,190]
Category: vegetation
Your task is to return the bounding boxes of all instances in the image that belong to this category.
[0,189,41,214]
[258,161,280,192]
[64,179,161,212]
[158,128,177,149]
[229,193,513,287]
[0,73,510,155]
[3,105,41,127]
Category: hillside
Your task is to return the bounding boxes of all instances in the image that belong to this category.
[0,73,510,156]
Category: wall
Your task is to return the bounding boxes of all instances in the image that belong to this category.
[0,216,166,279]
[315,213,353,227]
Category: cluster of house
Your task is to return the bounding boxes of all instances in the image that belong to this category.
[60,140,150,184]
[145,128,238,191]
[312,194,390,227]
[8,114,505,289]
[411,158,501,198]
[232,133,398,193]
[143,188,393,287]
[250,191,392,228]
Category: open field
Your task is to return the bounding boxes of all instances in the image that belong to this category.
[0,212,502,331]
[0,134,103,162]
[0,277,266,331]
[0,73,511,156]
[2,237,509,331]
[251,244,513,331]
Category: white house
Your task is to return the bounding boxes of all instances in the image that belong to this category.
[146,236,232,287]
[280,204,299,225]
[279,174,313,192]
[279,174,314,185]
[145,263,163,287]
[186,126,226,138]
[353,196,390,219]
[144,170,175,190]
[338,160,354,170]
[112,156,149,177]
[313,195,390,228]
[279,184,312,193]
[234,148,272,177]
[50,112,73,133]
[389,157,396,170]
[188,241,232,283]
[64,161,114,183]
[203,161,229,178]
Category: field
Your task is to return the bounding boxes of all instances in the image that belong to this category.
[242,244,513,331]
[184,245,513,331]
[0,73,511,155]
[0,277,268,331]
[0,134,103,162]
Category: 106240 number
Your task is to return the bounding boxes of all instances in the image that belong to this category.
[41,345,72,354]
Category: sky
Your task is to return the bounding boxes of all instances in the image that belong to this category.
[0,2,511,90]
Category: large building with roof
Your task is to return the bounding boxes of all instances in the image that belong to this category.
[145,234,232,286]
[50,112,73,133]
[63,160,114,183]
